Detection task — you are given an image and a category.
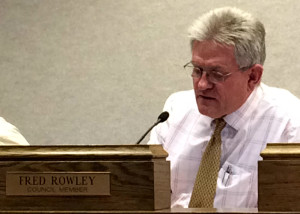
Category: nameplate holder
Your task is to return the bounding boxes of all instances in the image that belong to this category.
[6,172,110,196]
[0,145,170,211]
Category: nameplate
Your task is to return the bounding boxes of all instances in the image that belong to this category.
[6,172,110,196]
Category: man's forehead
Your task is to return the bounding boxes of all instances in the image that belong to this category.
[190,61,224,70]
[192,40,235,52]
[191,40,237,68]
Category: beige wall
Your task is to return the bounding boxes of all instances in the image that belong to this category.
[1,0,299,145]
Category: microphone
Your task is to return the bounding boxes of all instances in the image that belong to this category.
[136,111,169,145]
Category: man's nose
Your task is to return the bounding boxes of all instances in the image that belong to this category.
[196,73,213,90]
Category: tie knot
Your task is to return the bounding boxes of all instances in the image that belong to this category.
[214,118,226,134]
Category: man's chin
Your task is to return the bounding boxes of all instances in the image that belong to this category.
[197,106,223,119]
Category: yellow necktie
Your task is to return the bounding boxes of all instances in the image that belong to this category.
[189,118,226,208]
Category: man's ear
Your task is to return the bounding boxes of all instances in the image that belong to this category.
[247,64,263,91]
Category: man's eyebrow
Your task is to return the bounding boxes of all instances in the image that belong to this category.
[191,62,224,70]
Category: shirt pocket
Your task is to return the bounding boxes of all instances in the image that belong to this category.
[214,161,257,208]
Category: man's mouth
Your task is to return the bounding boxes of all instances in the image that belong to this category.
[198,94,216,100]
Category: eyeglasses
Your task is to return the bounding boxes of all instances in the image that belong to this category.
[184,62,252,83]
[183,62,232,83]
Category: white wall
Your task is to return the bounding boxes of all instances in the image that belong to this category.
[1,0,299,145]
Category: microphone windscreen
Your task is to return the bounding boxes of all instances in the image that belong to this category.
[158,111,169,123]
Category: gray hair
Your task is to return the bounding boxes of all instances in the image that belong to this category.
[188,7,266,68]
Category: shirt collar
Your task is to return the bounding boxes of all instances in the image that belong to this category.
[224,84,264,131]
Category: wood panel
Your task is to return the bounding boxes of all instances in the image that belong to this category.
[0,145,170,211]
[258,160,300,211]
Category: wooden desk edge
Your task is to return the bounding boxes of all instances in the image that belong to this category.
[0,208,298,214]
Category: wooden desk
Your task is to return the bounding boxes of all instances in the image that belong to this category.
[0,208,298,214]
[259,143,300,211]
[0,145,170,212]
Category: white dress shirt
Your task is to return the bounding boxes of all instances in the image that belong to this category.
[149,83,300,208]
[0,117,29,145]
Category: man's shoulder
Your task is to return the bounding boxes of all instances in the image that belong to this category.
[163,90,200,123]
[165,90,196,108]
[261,84,300,106]
[260,83,300,118]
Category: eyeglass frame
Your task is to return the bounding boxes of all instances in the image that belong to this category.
[183,61,252,83]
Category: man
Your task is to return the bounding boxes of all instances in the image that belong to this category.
[0,117,29,145]
[149,7,300,208]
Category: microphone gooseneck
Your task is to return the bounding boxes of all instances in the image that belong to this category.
[136,111,169,145]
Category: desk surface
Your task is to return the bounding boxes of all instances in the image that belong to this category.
[0,208,299,214]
